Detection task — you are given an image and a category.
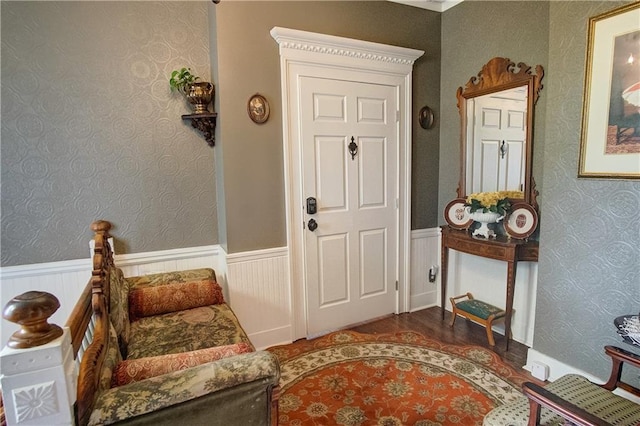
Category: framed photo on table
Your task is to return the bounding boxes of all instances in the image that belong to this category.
[578,2,640,179]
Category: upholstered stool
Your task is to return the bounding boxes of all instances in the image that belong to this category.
[450,293,506,346]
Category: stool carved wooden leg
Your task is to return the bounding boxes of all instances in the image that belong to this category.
[449,292,506,347]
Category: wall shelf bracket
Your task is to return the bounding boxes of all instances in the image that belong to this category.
[182,112,217,147]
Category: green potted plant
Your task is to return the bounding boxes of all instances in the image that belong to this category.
[169,67,214,114]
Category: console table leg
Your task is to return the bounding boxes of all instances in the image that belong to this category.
[441,245,449,321]
[505,260,517,351]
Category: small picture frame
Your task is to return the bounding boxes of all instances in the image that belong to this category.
[248,93,270,124]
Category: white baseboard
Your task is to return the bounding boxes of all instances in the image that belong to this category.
[409,296,437,312]
[249,325,293,351]
[525,348,599,382]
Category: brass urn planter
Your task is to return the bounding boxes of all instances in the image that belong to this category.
[186,82,214,114]
[170,68,218,146]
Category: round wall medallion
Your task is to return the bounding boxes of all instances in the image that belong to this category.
[248,93,270,124]
[419,106,435,129]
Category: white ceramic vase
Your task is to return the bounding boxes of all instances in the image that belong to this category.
[467,209,504,239]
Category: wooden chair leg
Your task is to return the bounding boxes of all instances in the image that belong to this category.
[450,309,457,327]
[486,317,496,346]
[527,399,542,426]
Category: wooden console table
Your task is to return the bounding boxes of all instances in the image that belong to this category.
[441,225,539,350]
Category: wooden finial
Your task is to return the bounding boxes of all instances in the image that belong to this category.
[3,291,63,349]
[91,220,112,235]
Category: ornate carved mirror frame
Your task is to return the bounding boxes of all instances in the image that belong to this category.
[456,57,544,208]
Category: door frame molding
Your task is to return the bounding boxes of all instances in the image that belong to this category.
[271,27,423,340]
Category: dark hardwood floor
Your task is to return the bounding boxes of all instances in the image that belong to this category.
[348,306,537,380]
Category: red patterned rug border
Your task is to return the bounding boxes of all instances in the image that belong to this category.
[268,330,528,389]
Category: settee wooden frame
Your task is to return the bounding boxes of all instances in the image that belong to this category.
[65,220,114,425]
[64,220,280,425]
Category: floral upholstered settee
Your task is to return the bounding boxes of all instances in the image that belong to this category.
[69,221,280,426]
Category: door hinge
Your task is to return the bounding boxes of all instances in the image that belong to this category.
[395,280,398,291]
[396,110,400,122]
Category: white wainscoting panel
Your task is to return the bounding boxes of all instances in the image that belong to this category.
[410,228,440,311]
[226,247,291,350]
[114,245,220,277]
[115,245,225,300]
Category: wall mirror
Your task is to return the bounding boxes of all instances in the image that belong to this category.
[456,57,544,208]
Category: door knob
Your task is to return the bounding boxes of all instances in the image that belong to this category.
[308,218,318,231]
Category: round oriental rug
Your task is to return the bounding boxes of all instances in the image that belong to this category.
[267,330,528,426]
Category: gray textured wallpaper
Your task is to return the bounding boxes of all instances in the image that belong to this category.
[536,1,640,377]
[1,2,218,266]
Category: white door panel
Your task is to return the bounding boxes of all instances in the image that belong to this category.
[358,97,388,123]
[317,233,349,305]
[301,76,398,336]
[360,228,387,296]
[315,136,347,211]
[314,94,346,121]
[507,110,525,129]
[359,137,387,207]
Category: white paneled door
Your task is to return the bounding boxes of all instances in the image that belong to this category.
[300,76,398,336]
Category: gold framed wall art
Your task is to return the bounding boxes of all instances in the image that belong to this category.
[578,2,640,179]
